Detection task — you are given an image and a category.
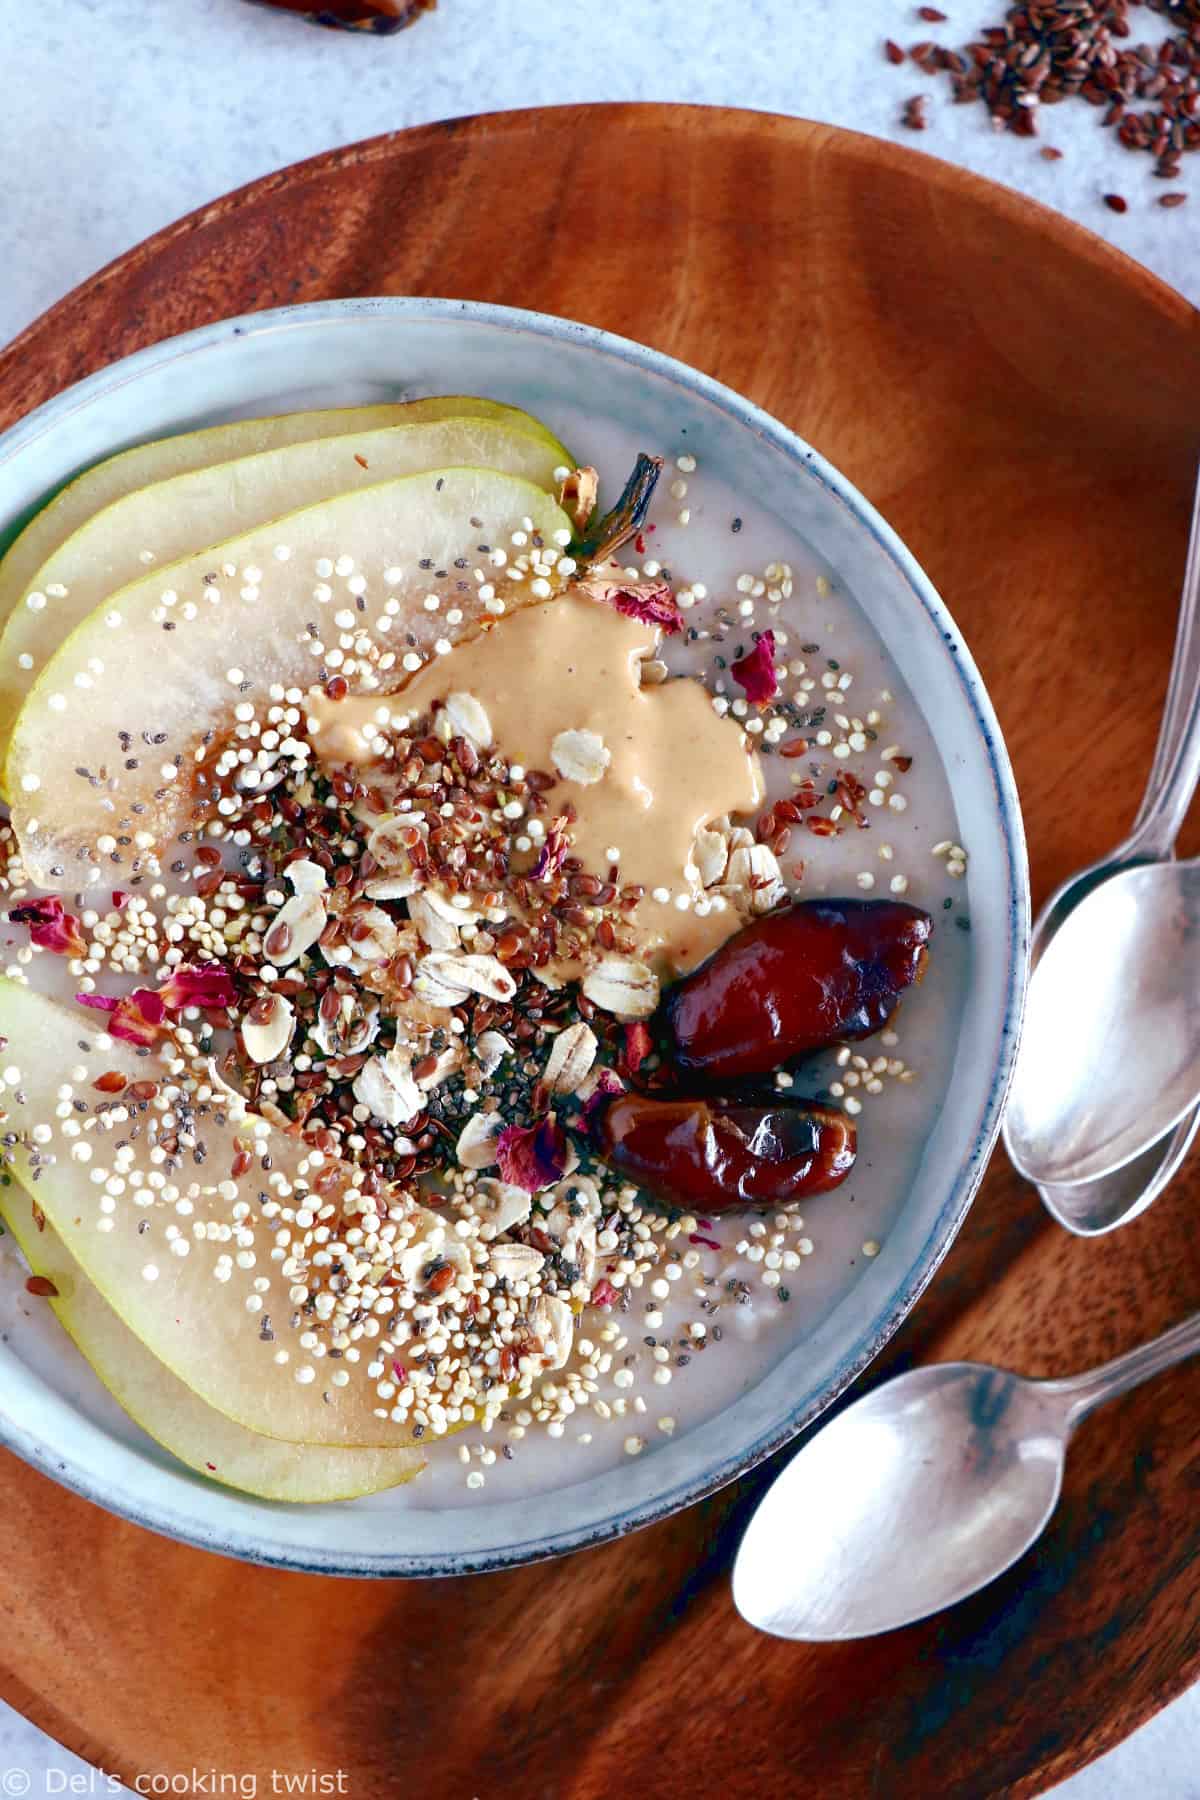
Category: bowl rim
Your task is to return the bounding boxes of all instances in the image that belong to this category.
[0,295,1030,1575]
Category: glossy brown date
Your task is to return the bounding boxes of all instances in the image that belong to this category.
[663,898,932,1082]
[596,1093,856,1212]
[243,0,434,32]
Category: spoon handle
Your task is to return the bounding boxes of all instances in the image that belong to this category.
[1045,1311,1200,1428]
[1134,465,1200,833]
[1126,464,1200,858]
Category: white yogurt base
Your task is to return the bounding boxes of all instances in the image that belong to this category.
[0,393,972,1516]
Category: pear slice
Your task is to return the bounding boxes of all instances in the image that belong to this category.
[9,466,571,888]
[0,415,568,753]
[0,395,567,635]
[0,980,472,1447]
[0,1193,425,1501]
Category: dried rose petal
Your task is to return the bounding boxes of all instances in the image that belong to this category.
[76,992,117,1016]
[111,990,167,1045]
[495,1117,571,1193]
[591,1278,620,1308]
[77,960,233,1045]
[9,896,86,959]
[157,963,237,1012]
[532,816,571,881]
[78,988,166,1046]
[731,631,778,706]
[579,1066,627,1122]
[576,577,683,635]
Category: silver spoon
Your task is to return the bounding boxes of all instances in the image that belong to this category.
[733,1312,1200,1641]
[1031,755,1200,1234]
[1011,858,1200,1187]
[1005,464,1200,1198]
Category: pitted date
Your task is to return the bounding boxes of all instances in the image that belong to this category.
[243,0,434,32]
[596,1093,856,1212]
[664,898,932,1081]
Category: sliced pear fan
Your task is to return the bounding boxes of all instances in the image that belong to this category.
[1,1194,425,1501]
[0,415,570,752]
[0,395,567,635]
[8,467,573,888]
[0,980,463,1448]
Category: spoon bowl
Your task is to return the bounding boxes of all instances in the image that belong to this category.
[733,1364,1067,1641]
[1020,836,1200,1232]
[734,1312,1200,1641]
[1006,860,1200,1189]
[1038,1102,1200,1236]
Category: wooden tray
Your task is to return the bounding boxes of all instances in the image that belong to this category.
[2,105,1199,1800]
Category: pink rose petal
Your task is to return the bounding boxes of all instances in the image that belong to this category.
[111,991,167,1045]
[9,896,86,959]
[495,1117,571,1193]
[77,988,166,1046]
[579,1066,627,1122]
[576,577,683,635]
[731,630,778,705]
[157,963,237,1012]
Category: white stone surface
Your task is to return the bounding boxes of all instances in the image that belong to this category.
[1,0,1196,1794]
[4,0,1199,344]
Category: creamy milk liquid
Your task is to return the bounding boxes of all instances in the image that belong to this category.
[0,397,971,1511]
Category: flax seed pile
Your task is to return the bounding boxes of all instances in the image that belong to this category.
[890,1,1200,208]
[0,454,964,1488]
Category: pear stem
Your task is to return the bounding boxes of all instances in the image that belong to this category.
[574,454,664,564]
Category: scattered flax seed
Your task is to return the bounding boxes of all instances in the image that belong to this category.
[888,3,1200,189]
[902,94,929,129]
[1160,193,1188,208]
[885,37,906,62]
[918,5,947,18]
[1103,194,1128,214]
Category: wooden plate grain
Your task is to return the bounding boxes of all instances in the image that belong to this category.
[2,106,1199,1800]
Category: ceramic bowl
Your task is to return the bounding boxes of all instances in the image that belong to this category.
[0,298,1028,1573]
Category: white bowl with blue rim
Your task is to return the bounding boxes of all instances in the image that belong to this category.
[0,299,1028,1574]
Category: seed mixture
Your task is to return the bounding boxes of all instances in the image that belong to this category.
[0,443,962,1494]
[888,1,1200,206]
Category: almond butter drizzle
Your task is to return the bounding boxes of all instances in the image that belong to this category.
[306,596,764,973]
